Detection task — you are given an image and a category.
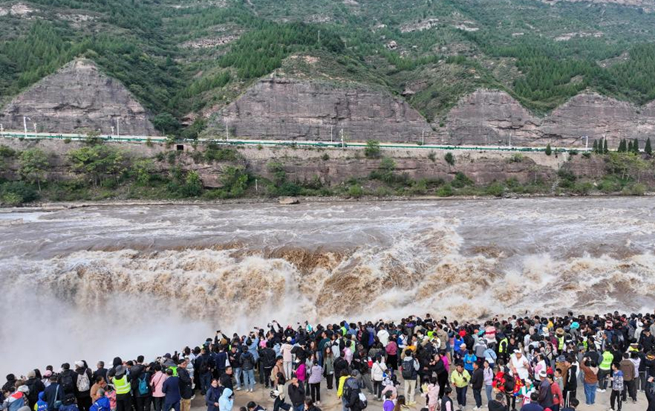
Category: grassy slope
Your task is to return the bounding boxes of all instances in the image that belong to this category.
[1,0,655,130]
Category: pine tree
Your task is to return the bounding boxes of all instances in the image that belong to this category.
[633,138,640,153]
[645,138,652,155]
[628,141,633,152]
[618,139,626,152]
[545,143,552,156]
[592,140,598,153]
[604,139,609,154]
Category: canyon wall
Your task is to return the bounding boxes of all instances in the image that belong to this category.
[209,76,433,143]
[0,59,158,136]
[444,89,655,148]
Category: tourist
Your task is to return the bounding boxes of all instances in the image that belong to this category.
[218,388,233,411]
[287,376,304,411]
[161,369,180,411]
[307,361,322,405]
[610,362,623,411]
[578,357,598,405]
[470,361,484,410]
[205,379,221,411]
[92,363,107,385]
[546,373,562,411]
[483,360,494,404]
[178,359,193,411]
[450,362,470,410]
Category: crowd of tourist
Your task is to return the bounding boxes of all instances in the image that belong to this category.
[3,312,655,411]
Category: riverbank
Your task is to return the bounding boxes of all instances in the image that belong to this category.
[1,138,653,206]
[3,191,655,212]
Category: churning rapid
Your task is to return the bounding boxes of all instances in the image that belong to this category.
[1,198,655,374]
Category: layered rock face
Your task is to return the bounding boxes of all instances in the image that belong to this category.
[211,77,433,143]
[0,59,157,136]
[445,90,655,148]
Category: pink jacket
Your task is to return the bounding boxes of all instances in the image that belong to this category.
[296,363,307,382]
[423,384,440,406]
[150,371,168,397]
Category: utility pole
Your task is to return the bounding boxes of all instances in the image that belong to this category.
[255,179,258,192]
[582,135,589,150]
[422,130,425,145]
[330,125,333,143]
[340,129,344,149]
[509,133,512,148]
[23,116,30,139]
[33,123,37,134]
[111,126,115,137]
[225,122,229,141]
[116,118,120,137]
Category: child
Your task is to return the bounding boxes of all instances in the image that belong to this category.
[34,392,48,411]
[381,373,398,399]
[421,378,439,411]
[610,363,623,411]
[105,385,117,411]
[383,392,395,411]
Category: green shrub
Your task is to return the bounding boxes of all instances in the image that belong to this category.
[428,152,436,162]
[1,191,23,206]
[444,152,455,166]
[409,179,428,195]
[623,183,646,196]
[0,145,16,158]
[348,184,364,198]
[545,144,552,156]
[508,154,524,163]
[221,166,249,198]
[485,182,505,197]
[436,184,453,197]
[451,172,473,188]
[364,140,381,158]
[0,181,39,204]
[321,153,330,161]
[572,181,593,195]
[204,143,240,162]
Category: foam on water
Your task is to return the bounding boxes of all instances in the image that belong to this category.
[1,198,655,375]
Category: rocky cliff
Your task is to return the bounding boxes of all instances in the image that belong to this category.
[444,90,655,148]
[209,76,433,143]
[0,59,158,136]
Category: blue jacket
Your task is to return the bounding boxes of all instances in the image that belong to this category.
[248,338,260,362]
[205,386,223,411]
[162,376,181,403]
[35,392,48,411]
[218,388,233,411]
[90,396,111,411]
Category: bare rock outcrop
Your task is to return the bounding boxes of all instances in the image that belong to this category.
[0,59,158,136]
[444,89,655,148]
[210,77,432,143]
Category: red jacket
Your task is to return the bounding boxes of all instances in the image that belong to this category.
[550,381,562,405]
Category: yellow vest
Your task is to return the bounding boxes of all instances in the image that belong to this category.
[114,375,131,395]
[499,338,508,353]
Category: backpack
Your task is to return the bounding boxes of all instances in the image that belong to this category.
[434,358,446,375]
[357,392,368,410]
[198,357,209,375]
[504,374,515,392]
[138,374,149,396]
[402,358,415,379]
[77,370,90,392]
[61,373,75,393]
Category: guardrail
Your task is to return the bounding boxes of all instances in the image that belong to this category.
[0,131,586,153]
